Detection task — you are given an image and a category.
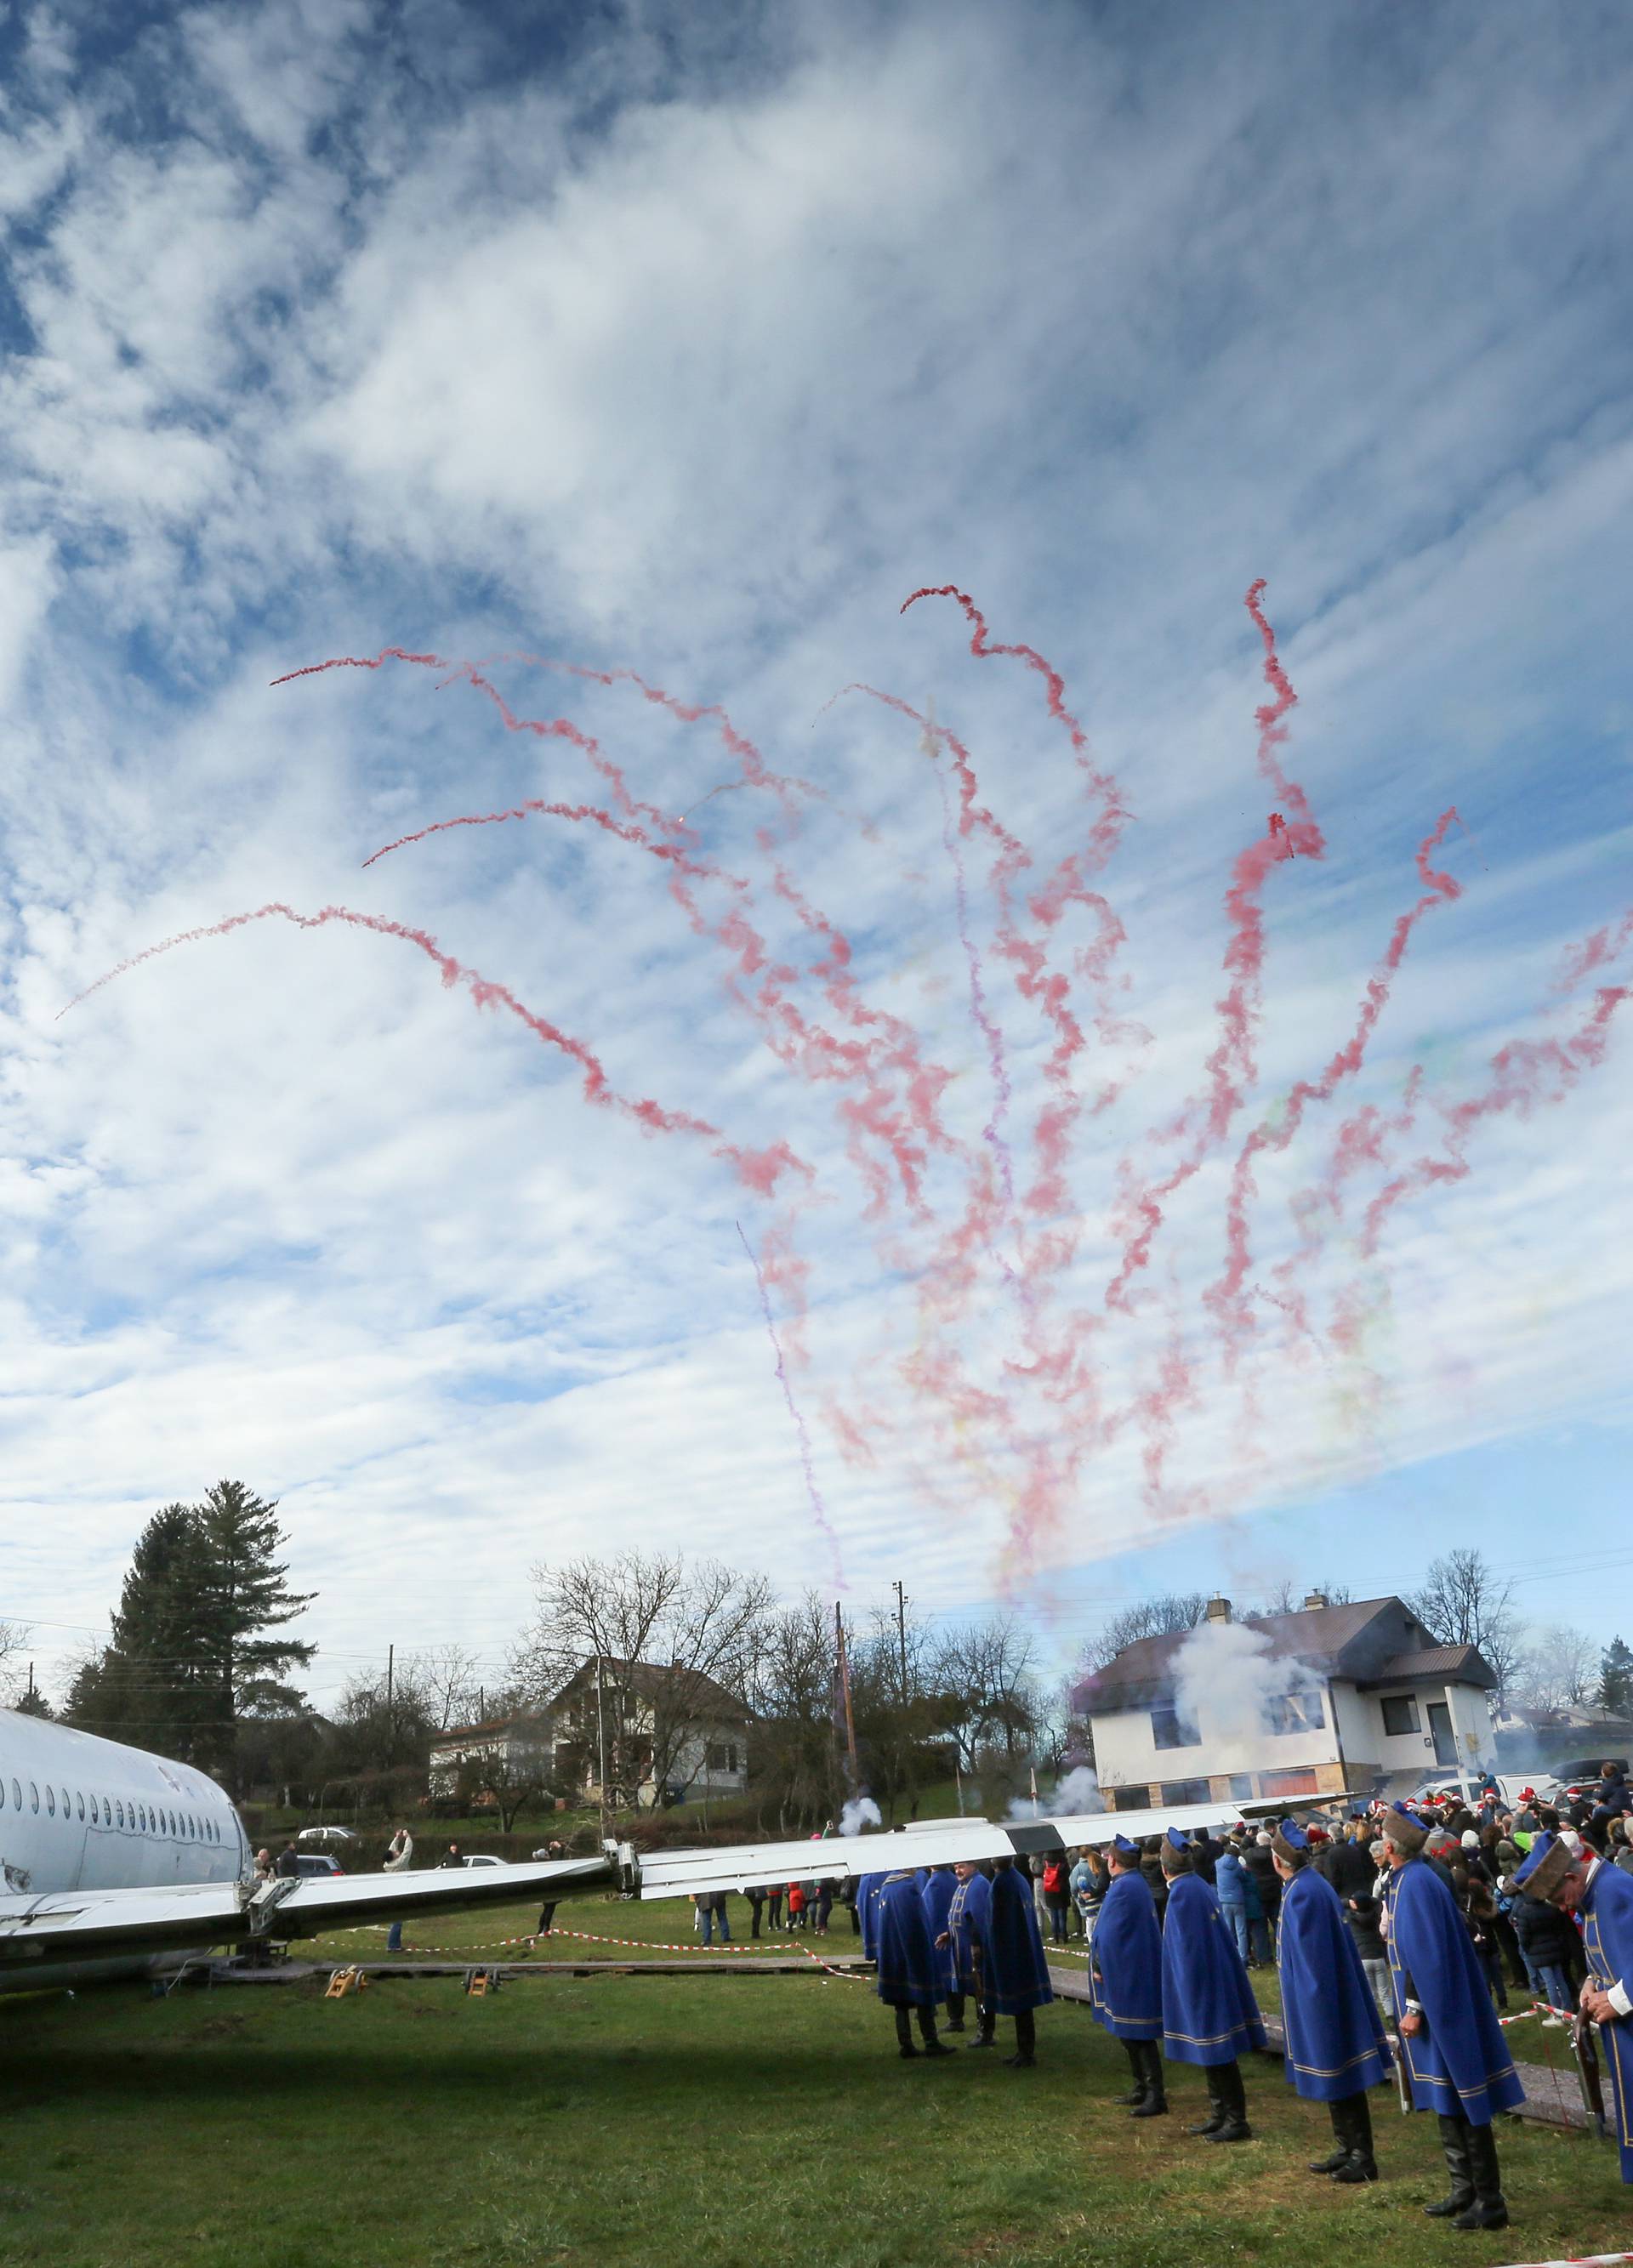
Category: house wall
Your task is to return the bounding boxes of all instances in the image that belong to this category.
[1092,1678,1491,1807]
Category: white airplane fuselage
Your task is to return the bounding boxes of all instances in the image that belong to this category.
[1,1707,248,1899]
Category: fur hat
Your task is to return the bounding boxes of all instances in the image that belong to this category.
[1513,1832,1574,1901]
[1271,1817,1309,1867]
[1381,1801,1428,1855]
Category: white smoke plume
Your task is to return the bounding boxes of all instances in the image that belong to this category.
[1006,1763,1102,1822]
[1169,1618,1326,1764]
[839,1795,882,1836]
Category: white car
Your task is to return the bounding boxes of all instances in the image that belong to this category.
[458,1853,506,1868]
[296,1825,360,1844]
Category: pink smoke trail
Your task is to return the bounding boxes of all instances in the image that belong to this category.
[1106,580,1319,1314]
[59,902,806,1197]
[737,1219,845,1588]
[1205,806,1464,1363]
[1361,981,1630,1255]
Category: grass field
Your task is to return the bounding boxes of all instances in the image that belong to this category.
[1,1893,1627,2268]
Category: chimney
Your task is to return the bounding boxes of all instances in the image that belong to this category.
[1302,1589,1329,1611]
[1204,1595,1232,1623]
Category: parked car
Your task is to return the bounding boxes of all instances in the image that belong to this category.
[1407,1774,1561,1809]
[296,1825,359,1845]
[292,1852,344,1879]
[1555,1758,1630,1802]
[458,1854,506,1869]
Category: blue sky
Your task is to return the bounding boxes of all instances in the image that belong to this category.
[1,0,1630,1713]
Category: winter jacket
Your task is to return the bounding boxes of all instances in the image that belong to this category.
[1509,1890,1579,1970]
[1345,1892,1385,1962]
[1242,1841,1281,1918]
[1214,1850,1249,1907]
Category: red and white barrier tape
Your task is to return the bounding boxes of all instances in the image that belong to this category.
[1497,1999,1579,2028]
[1486,2256,1633,2266]
[325,1920,868,1981]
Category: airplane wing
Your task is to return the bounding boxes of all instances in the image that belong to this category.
[633,1798,1266,1900]
[630,1788,1378,1901]
[0,1856,612,1975]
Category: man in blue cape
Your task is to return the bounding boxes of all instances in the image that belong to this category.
[921,1863,966,2032]
[1382,1800,1523,2231]
[937,1860,994,2049]
[1158,1826,1266,2142]
[1270,1818,1390,2181]
[1090,1833,1167,2115]
[982,1856,1054,2067]
[873,1867,954,2059]
[1516,1831,1633,2184]
[856,1871,884,1960]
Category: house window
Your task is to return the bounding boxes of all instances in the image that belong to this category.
[1380,1694,1420,1737]
[1227,1772,1255,1801]
[1260,1766,1319,1797]
[1111,1786,1152,1811]
[1161,1777,1211,1807]
[1265,1691,1325,1736]
[705,1742,738,1774]
[1150,1704,1201,1750]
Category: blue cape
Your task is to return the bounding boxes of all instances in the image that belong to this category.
[1277,1864,1390,2100]
[946,1868,992,1996]
[1159,1871,1267,2066]
[1581,1859,1633,2183]
[873,1870,940,2008]
[1090,1867,1164,2041]
[1385,1856,1524,2123]
[857,1872,884,1960]
[982,1863,1054,2014]
[921,1867,959,1994]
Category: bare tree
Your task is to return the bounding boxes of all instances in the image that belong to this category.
[0,1619,29,1705]
[514,1553,773,1809]
[929,1616,1042,1773]
[452,1715,554,1832]
[1514,1623,1599,1714]
[1405,1548,1523,1704]
[1079,1593,1209,1674]
[405,1644,486,1731]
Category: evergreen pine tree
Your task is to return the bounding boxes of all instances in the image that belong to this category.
[62,1504,213,1753]
[1599,1635,1633,1717]
[191,1480,316,1780]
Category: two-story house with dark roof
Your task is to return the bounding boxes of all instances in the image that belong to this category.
[1077,1591,1497,1810]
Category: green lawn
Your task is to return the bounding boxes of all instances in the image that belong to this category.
[1,1897,1626,2268]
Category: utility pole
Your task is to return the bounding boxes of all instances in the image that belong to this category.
[892,1580,909,1702]
[385,1644,395,1765]
[834,1604,859,1783]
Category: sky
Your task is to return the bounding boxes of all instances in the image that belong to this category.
[2,0,1630,1717]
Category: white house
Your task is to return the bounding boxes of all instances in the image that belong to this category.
[427,1711,555,1800]
[1078,1592,1497,1810]
[546,1657,752,1807]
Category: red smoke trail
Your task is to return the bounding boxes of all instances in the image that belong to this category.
[60,902,805,1198]
[737,1220,845,1588]
[1361,981,1630,1256]
[287,650,963,1222]
[1205,807,1464,1363]
[270,648,447,685]
[1106,582,1319,1315]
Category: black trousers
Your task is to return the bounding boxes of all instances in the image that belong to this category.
[1013,2007,1037,2056]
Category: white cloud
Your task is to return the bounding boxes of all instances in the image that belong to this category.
[0,0,1630,1697]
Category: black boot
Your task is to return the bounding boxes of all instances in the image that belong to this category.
[918,2006,954,2058]
[1423,2113,1475,2216]
[944,1991,966,2034]
[1004,2008,1036,2068]
[1114,2040,1149,2105]
[1130,2040,1169,2117]
[1329,2090,1378,2183]
[894,2006,919,2060]
[1452,2122,1508,2231]
[1190,2070,1227,2137]
[1205,2058,1252,2142]
[967,2005,997,2049]
[1307,2095,1351,2174]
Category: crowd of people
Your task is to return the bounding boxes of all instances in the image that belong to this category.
[840,1761,1633,2237]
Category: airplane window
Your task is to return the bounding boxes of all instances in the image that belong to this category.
[116,1799,125,1827]
[13,1779,22,1809]
[46,1787,55,1816]
[30,1782,39,1812]
[0,1776,5,1809]
[61,1788,70,1817]
[76,1792,85,1821]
